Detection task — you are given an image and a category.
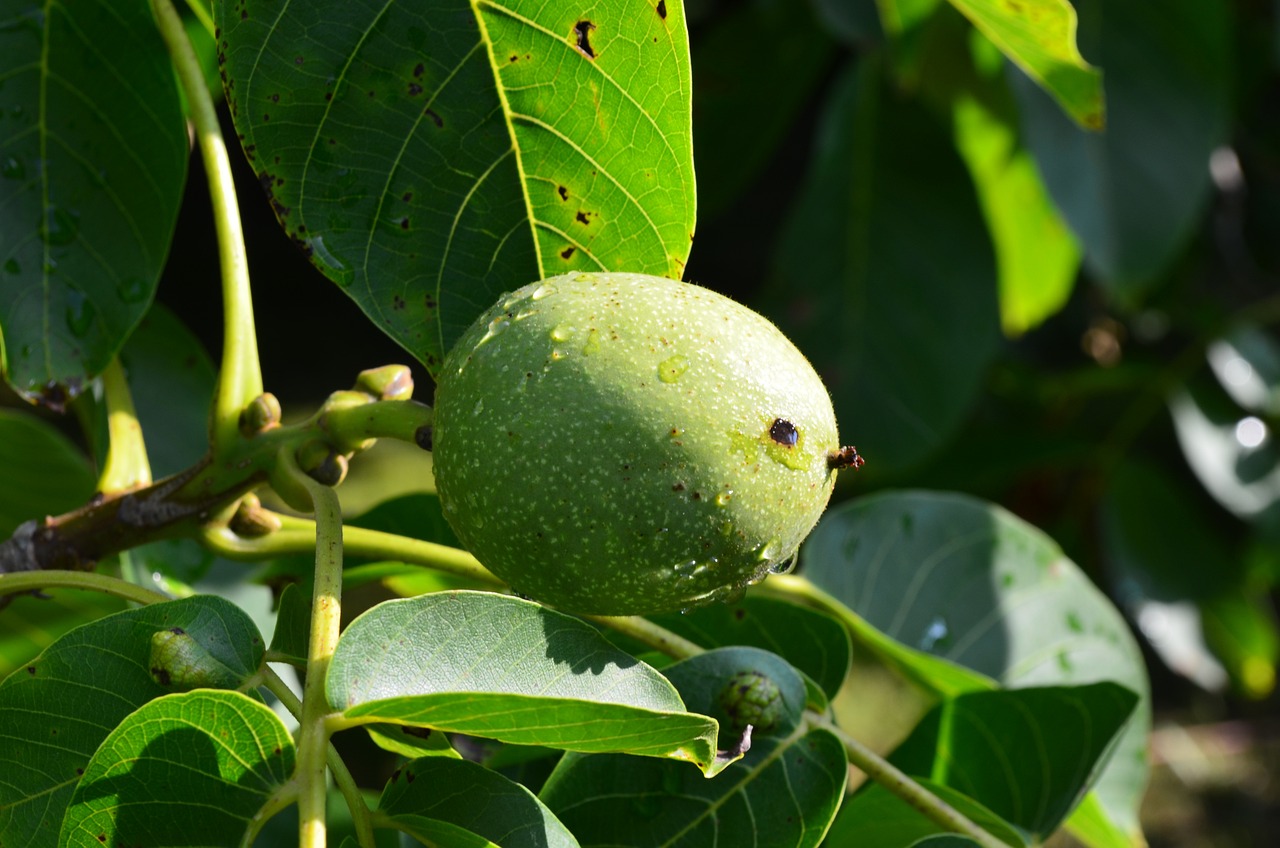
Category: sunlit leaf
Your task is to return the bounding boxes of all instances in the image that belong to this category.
[540,647,846,848]
[953,36,1079,336]
[328,591,726,774]
[60,691,293,847]
[218,0,696,374]
[0,596,264,847]
[801,491,1150,838]
[0,0,187,403]
[946,0,1102,128]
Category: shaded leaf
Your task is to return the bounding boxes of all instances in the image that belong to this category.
[218,0,696,373]
[540,647,846,848]
[114,304,215,478]
[0,408,95,536]
[693,0,837,218]
[328,591,726,774]
[0,590,126,682]
[60,690,293,847]
[830,777,1026,847]
[0,596,264,847]
[800,491,1150,836]
[890,683,1139,840]
[267,582,310,665]
[381,756,578,848]
[0,0,187,402]
[946,0,1102,129]
[1012,0,1231,299]
[650,595,852,699]
[771,58,1000,473]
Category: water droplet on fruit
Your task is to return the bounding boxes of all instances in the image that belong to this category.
[477,316,510,346]
[756,538,781,562]
[767,551,797,575]
[715,489,733,507]
[581,327,600,355]
[531,283,557,300]
[674,559,697,578]
[549,324,575,342]
[473,398,484,415]
[658,354,689,383]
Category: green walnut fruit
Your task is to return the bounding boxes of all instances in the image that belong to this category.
[432,272,859,615]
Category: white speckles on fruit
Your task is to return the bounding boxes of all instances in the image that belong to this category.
[431,272,844,615]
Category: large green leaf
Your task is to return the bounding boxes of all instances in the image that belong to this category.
[60,690,294,847]
[217,0,696,373]
[800,491,1150,839]
[0,0,187,403]
[327,591,728,774]
[770,59,1001,473]
[540,647,847,848]
[1012,0,1231,300]
[0,596,264,846]
[946,0,1102,128]
[380,756,579,848]
[890,684,1139,840]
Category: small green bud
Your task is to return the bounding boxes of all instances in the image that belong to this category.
[238,393,282,437]
[228,494,282,538]
[296,441,348,487]
[149,627,244,691]
[355,365,414,400]
[718,670,784,734]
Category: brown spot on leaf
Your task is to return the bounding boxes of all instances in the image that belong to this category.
[408,83,423,96]
[657,0,667,20]
[560,246,576,259]
[413,62,425,78]
[576,210,590,225]
[424,108,443,127]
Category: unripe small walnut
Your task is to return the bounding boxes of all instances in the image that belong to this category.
[718,670,785,734]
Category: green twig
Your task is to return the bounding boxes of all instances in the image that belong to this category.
[98,357,152,493]
[274,449,345,848]
[202,514,502,587]
[581,615,705,660]
[0,569,170,605]
[261,667,375,848]
[807,712,1007,848]
[151,0,262,452]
